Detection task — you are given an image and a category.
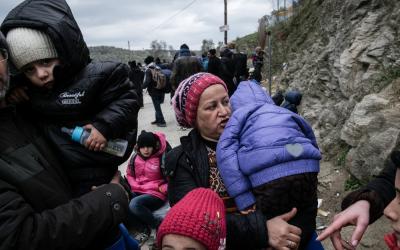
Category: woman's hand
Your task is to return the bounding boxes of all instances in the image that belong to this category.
[316,200,370,250]
[7,86,29,104]
[83,124,107,151]
[267,207,302,250]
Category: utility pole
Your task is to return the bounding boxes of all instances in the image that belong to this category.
[267,31,272,95]
[224,0,228,44]
[128,40,130,50]
[277,0,280,22]
[284,0,286,20]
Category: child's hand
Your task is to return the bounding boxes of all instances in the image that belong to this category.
[83,124,107,151]
[7,86,29,104]
[240,204,256,215]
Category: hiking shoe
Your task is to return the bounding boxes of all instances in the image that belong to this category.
[157,122,167,127]
[177,126,188,131]
[151,120,158,125]
[134,231,150,246]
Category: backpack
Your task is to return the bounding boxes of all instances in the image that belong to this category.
[149,67,167,90]
[160,69,172,93]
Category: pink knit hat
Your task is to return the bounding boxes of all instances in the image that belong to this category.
[157,188,226,250]
[172,72,227,128]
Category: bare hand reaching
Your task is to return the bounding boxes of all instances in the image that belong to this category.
[316,200,370,250]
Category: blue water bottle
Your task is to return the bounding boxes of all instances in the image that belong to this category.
[62,126,128,157]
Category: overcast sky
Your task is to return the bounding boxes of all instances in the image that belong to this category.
[0,0,277,50]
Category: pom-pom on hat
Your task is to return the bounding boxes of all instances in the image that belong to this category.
[157,188,226,250]
[6,27,58,70]
[172,72,227,128]
[137,130,157,148]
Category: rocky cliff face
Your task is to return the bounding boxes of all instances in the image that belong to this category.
[276,0,400,181]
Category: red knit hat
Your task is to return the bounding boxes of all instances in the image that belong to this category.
[172,72,227,128]
[157,188,226,250]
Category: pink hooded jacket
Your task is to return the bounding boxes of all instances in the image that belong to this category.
[126,132,168,201]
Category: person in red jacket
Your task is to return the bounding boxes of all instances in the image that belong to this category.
[126,130,168,246]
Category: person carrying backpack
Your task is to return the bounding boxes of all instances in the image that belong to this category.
[143,56,167,127]
[125,130,170,246]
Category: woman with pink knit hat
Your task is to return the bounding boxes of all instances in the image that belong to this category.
[165,72,302,250]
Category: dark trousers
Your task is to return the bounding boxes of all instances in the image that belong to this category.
[150,94,165,123]
[128,192,165,231]
[253,173,318,250]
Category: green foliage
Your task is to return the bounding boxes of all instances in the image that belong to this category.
[89,46,150,63]
[344,175,363,191]
[379,64,400,86]
[89,46,178,64]
[337,145,351,167]
[235,33,258,54]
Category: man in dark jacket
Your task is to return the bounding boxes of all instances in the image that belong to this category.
[143,55,167,127]
[207,48,222,78]
[219,48,236,96]
[0,31,129,250]
[170,44,203,91]
[228,42,248,84]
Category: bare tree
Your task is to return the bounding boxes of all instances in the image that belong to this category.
[150,40,170,59]
[216,41,224,56]
[201,39,214,53]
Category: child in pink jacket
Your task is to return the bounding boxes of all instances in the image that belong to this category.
[126,130,168,246]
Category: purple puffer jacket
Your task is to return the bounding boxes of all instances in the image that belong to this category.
[216,81,321,211]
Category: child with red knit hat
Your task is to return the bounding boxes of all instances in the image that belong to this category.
[157,188,226,250]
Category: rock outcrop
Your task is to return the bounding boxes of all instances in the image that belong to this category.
[276,0,400,181]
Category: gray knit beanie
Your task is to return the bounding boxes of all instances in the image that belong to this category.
[6,27,58,70]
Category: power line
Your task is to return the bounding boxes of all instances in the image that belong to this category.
[151,0,197,32]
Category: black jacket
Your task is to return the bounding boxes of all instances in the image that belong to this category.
[0,106,128,250]
[207,56,222,77]
[129,66,144,107]
[1,0,89,76]
[220,52,237,97]
[1,0,139,193]
[342,162,396,224]
[170,56,203,90]
[166,129,268,250]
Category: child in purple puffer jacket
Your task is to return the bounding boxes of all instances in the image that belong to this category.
[217,81,322,250]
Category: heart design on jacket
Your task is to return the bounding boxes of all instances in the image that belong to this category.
[285,143,304,157]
